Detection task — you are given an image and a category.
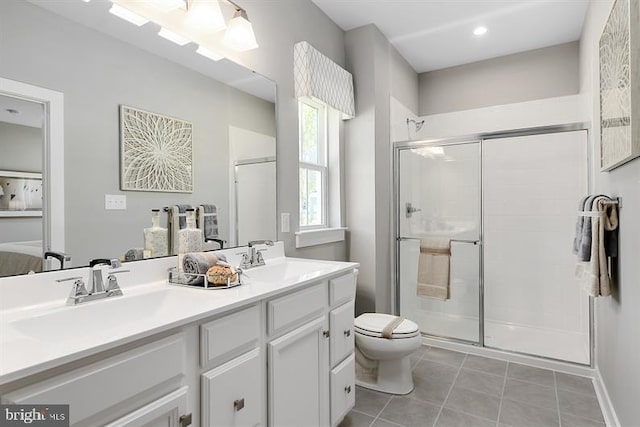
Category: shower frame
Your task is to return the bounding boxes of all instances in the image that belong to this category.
[392,122,594,367]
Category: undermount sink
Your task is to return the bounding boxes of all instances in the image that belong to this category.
[9,289,174,343]
[246,259,333,282]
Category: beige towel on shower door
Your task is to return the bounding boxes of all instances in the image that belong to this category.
[417,238,451,300]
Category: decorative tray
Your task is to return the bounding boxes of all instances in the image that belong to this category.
[167,267,242,290]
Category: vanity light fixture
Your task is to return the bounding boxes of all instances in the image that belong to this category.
[158,27,192,46]
[109,4,149,26]
[473,26,488,36]
[151,0,187,12]
[196,45,224,61]
[186,0,226,33]
[223,3,259,51]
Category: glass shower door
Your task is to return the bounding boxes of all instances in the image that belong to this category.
[397,142,481,343]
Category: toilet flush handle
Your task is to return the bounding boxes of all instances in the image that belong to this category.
[344,329,351,337]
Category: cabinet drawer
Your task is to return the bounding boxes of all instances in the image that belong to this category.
[201,348,262,427]
[3,335,184,425]
[105,386,188,427]
[267,283,327,336]
[200,304,260,368]
[330,354,355,427]
[330,301,354,367]
[329,270,357,307]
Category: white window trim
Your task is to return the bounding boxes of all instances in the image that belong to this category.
[297,98,346,247]
[299,97,328,230]
[295,227,347,248]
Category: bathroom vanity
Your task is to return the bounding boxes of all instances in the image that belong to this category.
[0,243,358,427]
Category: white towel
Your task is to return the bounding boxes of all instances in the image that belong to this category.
[576,196,618,297]
[417,238,451,300]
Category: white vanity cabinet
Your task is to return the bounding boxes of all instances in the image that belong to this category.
[105,387,189,427]
[1,264,358,427]
[266,270,357,427]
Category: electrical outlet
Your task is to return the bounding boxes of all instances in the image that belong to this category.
[281,212,290,233]
[105,194,126,210]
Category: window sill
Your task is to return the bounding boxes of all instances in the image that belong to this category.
[295,227,347,248]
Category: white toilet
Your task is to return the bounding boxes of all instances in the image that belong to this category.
[354,313,421,395]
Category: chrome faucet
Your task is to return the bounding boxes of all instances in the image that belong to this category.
[238,240,274,269]
[57,258,128,305]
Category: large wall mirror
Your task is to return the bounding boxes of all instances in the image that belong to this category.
[0,0,277,277]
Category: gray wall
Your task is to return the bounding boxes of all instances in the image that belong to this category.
[234,0,348,262]
[345,24,418,315]
[0,122,43,244]
[0,0,275,265]
[580,0,640,425]
[0,122,42,172]
[418,42,580,116]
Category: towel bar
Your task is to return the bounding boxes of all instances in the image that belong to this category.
[397,237,481,245]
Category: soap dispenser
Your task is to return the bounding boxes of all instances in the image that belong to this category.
[144,209,169,258]
[178,208,204,270]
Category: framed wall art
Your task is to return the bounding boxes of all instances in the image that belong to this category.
[120,105,193,192]
[599,0,640,171]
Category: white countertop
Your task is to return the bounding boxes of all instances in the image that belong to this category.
[0,244,358,386]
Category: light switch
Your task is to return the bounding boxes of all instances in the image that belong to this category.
[105,194,126,210]
[281,212,290,233]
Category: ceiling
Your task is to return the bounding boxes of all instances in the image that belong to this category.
[0,95,44,128]
[26,0,275,103]
[312,0,590,73]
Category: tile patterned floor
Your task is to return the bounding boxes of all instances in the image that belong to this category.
[339,346,605,427]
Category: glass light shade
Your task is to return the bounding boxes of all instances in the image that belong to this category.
[151,0,186,11]
[187,0,226,33]
[223,10,258,51]
[196,45,224,61]
[158,27,191,45]
[109,4,149,26]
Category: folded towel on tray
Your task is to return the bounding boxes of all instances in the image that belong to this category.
[124,248,144,261]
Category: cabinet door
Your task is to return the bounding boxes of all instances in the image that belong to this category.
[201,348,262,427]
[329,301,354,367]
[268,316,329,427]
[105,386,188,427]
[330,354,355,427]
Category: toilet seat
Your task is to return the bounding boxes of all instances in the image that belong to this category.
[355,313,420,339]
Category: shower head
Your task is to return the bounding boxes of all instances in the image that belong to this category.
[406,118,425,132]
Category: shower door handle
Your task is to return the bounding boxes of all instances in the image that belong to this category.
[405,202,421,218]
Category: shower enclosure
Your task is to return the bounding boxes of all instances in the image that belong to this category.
[393,124,591,365]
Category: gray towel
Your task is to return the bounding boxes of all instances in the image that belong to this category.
[572,195,590,254]
[124,248,143,261]
[197,205,219,240]
[575,195,617,261]
[182,251,219,275]
[168,204,192,255]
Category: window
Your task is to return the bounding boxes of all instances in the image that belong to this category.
[299,99,327,228]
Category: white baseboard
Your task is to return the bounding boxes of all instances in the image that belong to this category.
[594,368,621,427]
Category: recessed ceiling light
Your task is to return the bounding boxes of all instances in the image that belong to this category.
[473,26,488,36]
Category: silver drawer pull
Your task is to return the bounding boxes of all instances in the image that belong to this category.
[344,385,352,394]
[344,329,351,337]
[234,398,245,411]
